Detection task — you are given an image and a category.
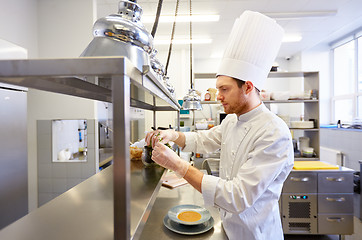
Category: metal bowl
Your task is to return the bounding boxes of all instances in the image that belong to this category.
[142,146,154,166]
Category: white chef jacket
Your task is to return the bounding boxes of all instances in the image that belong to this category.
[183,104,294,240]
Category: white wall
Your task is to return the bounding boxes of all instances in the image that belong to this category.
[300,48,331,125]
[26,0,96,212]
[37,0,94,58]
[143,48,190,130]
[0,0,38,58]
[156,48,191,100]
[194,57,221,74]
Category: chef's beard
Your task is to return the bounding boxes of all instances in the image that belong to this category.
[222,97,248,115]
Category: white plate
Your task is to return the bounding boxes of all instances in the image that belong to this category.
[167,204,211,225]
[163,214,214,235]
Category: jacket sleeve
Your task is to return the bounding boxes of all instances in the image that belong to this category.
[182,124,223,154]
[202,123,294,213]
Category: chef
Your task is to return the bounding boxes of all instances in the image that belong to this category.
[146,10,294,240]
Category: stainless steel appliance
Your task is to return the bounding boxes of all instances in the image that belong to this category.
[360,161,362,219]
[217,112,227,125]
[356,160,362,220]
[282,169,354,236]
[204,158,220,177]
[0,83,28,230]
[98,121,113,149]
[282,172,318,234]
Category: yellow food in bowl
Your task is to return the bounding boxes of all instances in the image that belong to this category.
[177,211,202,222]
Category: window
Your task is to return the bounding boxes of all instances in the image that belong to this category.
[332,33,362,123]
[358,37,362,118]
[334,99,353,123]
[358,96,362,118]
[333,41,355,96]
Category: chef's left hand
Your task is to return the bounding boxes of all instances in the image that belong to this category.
[151,141,190,178]
[145,129,179,148]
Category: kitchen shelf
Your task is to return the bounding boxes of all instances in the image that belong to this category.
[0,57,179,111]
[295,157,320,161]
[201,100,319,104]
[290,128,319,131]
[200,100,221,104]
[0,57,180,240]
[266,71,320,158]
[267,72,324,235]
[195,71,319,80]
[263,99,318,103]
[267,71,318,78]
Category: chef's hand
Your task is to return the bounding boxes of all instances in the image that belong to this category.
[151,141,190,178]
[145,129,179,148]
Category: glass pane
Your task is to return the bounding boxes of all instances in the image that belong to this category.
[334,99,353,123]
[52,120,88,162]
[358,96,362,118]
[334,41,355,96]
[359,37,362,91]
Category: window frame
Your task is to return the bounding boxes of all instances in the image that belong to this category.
[331,31,362,124]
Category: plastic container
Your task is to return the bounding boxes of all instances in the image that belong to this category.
[299,137,310,153]
[195,121,208,130]
[130,146,143,160]
[270,91,290,100]
[302,147,314,158]
[260,91,271,101]
[57,149,71,161]
[207,120,215,129]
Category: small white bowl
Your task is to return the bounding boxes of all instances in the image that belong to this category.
[302,147,314,157]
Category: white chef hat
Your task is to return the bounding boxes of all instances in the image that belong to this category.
[217,11,284,90]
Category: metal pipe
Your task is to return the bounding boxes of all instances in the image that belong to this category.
[112,74,131,240]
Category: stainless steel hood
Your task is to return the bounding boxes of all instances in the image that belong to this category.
[81,0,153,71]
[81,0,175,97]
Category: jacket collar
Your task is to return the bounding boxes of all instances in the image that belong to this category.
[237,103,265,122]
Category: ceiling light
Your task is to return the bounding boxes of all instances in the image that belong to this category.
[182,89,202,110]
[154,38,212,45]
[264,11,337,20]
[182,0,202,112]
[142,14,220,23]
[282,35,302,42]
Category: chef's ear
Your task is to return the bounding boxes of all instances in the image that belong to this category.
[244,81,255,94]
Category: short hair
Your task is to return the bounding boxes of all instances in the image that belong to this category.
[235,78,246,88]
[234,78,260,95]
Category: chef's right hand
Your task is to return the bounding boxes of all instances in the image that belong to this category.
[151,141,190,178]
[145,129,179,148]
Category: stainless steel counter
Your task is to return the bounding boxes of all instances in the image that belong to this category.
[0,57,181,239]
[0,161,165,240]
[139,175,228,240]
